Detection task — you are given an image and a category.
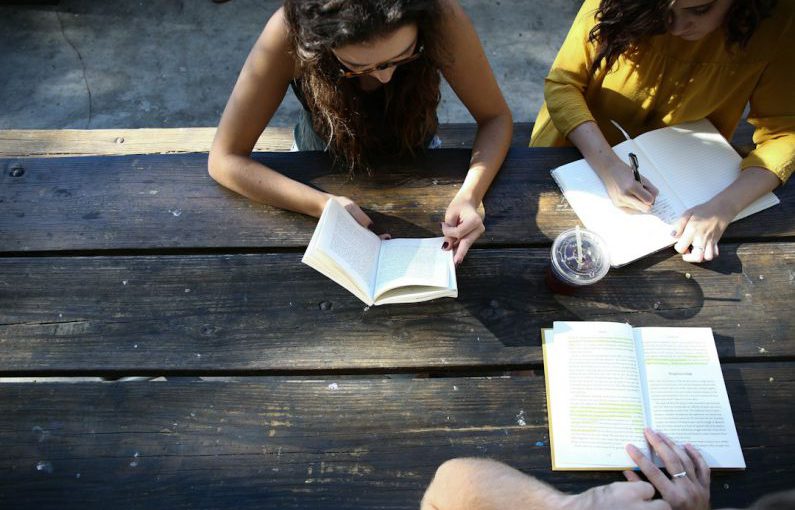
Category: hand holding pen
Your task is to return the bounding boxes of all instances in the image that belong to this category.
[599,153,660,212]
[607,151,659,212]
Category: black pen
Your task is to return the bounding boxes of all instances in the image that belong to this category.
[628,152,641,183]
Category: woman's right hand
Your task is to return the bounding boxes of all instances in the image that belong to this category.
[332,196,373,228]
[600,160,660,212]
[567,122,659,213]
[332,196,391,239]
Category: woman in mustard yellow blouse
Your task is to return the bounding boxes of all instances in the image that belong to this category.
[531,0,794,263]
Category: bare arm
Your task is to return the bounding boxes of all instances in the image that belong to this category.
[568,121,659,212]
[208,8,332,218]
[421,458,670,510]
[421,458,564,510]
[438,0,513,262]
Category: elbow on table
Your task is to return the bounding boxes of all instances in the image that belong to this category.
[207,148,230,185]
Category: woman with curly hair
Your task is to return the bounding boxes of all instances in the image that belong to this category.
[209,0,512,264]
[531,0,793,263]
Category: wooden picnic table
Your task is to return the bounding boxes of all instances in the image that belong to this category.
[0,123,792,509]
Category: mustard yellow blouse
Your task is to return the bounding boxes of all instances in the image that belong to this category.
[530,0,795,182]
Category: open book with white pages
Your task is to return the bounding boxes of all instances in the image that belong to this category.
[542,321,745,471]
[302,198,457,306]
[550,119,780,266]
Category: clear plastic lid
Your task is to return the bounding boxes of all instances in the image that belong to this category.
[550,227,610,286]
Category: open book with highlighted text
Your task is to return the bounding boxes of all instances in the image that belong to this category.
[542,321,745,471]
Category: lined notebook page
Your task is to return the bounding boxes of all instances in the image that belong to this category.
[635,120,780,219]
[551,140,683,266]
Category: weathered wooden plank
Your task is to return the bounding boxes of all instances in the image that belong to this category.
[0,123,533,158]
[0,127,291,158]
[0,243,790,374]
[0,364,791,509]
[2,147,791,252]
[0,121,756,158]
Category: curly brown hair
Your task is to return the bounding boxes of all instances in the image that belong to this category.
[283,0,448,175]
[588,0,778,75]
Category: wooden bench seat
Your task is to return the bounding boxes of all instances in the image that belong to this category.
[0,121,756,157]
[0,123,531,158]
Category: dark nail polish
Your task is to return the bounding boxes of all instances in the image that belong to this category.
[670,230,677,237]
[442,242,449,250]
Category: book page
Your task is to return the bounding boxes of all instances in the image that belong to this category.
[635,327,745,469]
[312,198,382,299]
[634,120,779,219]
[551,140,685,266]
[545,322,650,469]
[373,237,452,298]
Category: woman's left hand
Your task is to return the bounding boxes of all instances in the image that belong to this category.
[672,197,736,263]
[441,196,485,265]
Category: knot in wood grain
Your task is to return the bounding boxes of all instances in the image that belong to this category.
[200,324,217,336]
[319,301,333,311]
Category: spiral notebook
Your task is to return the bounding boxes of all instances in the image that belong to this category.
[550,119,780,266]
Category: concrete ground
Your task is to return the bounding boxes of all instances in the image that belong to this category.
[0,0,580,130]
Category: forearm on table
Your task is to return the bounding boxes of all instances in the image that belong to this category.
[710,166,781,217]
[567,121,623,179]
[457,113,512,205]
[421,458,567,510]
[208,152,330,218]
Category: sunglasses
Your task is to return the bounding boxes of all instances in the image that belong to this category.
[339,44,424,79]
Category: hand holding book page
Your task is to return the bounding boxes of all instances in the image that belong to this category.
[302,198,457,306]
[550,119,779,266]
[542,322,745,471]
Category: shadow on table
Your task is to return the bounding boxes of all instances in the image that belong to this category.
[269,151,744,360]
[456,247,747,351]
[452,266,705,349]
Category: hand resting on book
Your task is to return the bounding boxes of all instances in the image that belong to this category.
[441,194,486,265]
[332,194,481,263]
[672,200,733,263]
[332,195,391,240]
[625,428,710,510]
[672,167,781,263]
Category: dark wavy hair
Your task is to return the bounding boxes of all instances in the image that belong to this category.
[283,0,446,175]
[588,0,778,74]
